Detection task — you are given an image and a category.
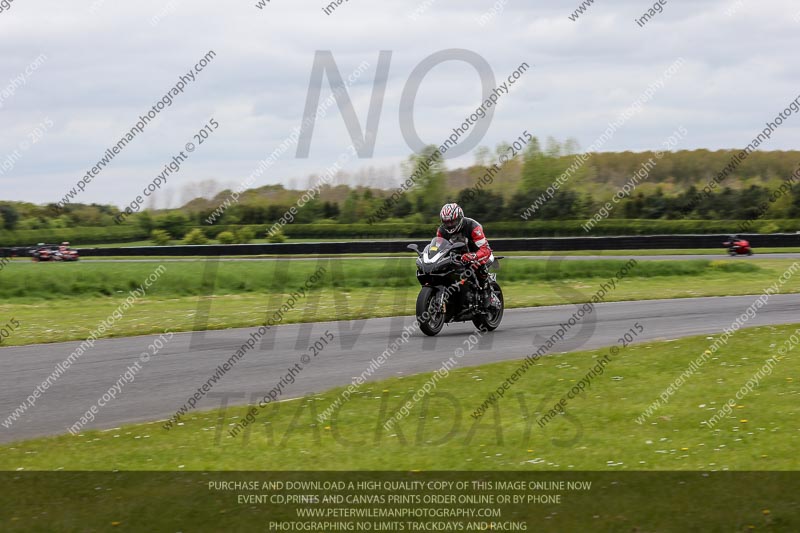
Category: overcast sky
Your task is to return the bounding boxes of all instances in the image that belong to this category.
[1,0,799,208]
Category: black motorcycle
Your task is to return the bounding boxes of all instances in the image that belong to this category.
[407,236,504,336]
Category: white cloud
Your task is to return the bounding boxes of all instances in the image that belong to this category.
[0,0,798,207]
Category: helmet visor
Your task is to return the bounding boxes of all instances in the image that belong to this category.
[443,218,459,231]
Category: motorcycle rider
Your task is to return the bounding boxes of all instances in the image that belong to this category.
[725,234,747,253]
[436,203,498,309]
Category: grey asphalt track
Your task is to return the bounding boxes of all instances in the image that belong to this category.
[25,252,800,263]
[1,294,798,443]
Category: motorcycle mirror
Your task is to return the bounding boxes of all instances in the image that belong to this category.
[407,243,420,253]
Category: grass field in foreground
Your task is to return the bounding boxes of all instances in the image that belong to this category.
[0,256,764,301]
[2,323,798,470]
[0,258,798,346]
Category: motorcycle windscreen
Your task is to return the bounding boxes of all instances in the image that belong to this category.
[425,236,452,258]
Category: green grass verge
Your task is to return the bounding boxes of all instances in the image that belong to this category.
[3,323,797,470]
[85,237,434,247]
[0,259,798,347]
[0,257,765,300]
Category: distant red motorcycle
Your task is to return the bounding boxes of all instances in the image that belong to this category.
[723,236,753,256]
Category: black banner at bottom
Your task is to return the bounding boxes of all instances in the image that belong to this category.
[1,471,798,532]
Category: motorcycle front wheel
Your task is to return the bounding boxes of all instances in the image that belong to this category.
[416,286,445,336]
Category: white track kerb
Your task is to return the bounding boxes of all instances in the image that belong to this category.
[1,265,167,430]
[634,261,800,425]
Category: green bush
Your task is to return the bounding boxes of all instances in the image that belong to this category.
[217,231,236,244]
[150,229,171,246]
[235,227,255,244]
[759,222,781,234]
[266,228,286,243]
[0,226,148,246]
[183,228,208,245]
[200,224,264,239]
[154,212,190,239]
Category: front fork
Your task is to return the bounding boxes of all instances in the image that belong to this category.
[433,288,447,314]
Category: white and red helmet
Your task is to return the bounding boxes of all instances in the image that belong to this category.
[439,203,464,234]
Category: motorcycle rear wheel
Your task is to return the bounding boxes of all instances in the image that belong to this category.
[473,282,504,332]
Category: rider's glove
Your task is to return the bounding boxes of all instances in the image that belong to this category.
[461,252,477,263]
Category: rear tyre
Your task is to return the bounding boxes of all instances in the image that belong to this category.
[473,282,504,332]
[416,286,445,336]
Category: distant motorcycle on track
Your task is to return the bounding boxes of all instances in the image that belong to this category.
[32,242,80,262]
[407,236,504,336]
[723,235,753,256]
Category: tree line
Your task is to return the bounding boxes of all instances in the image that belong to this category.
[1,138,799,240]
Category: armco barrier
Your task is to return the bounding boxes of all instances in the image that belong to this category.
[40,233,798,257]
